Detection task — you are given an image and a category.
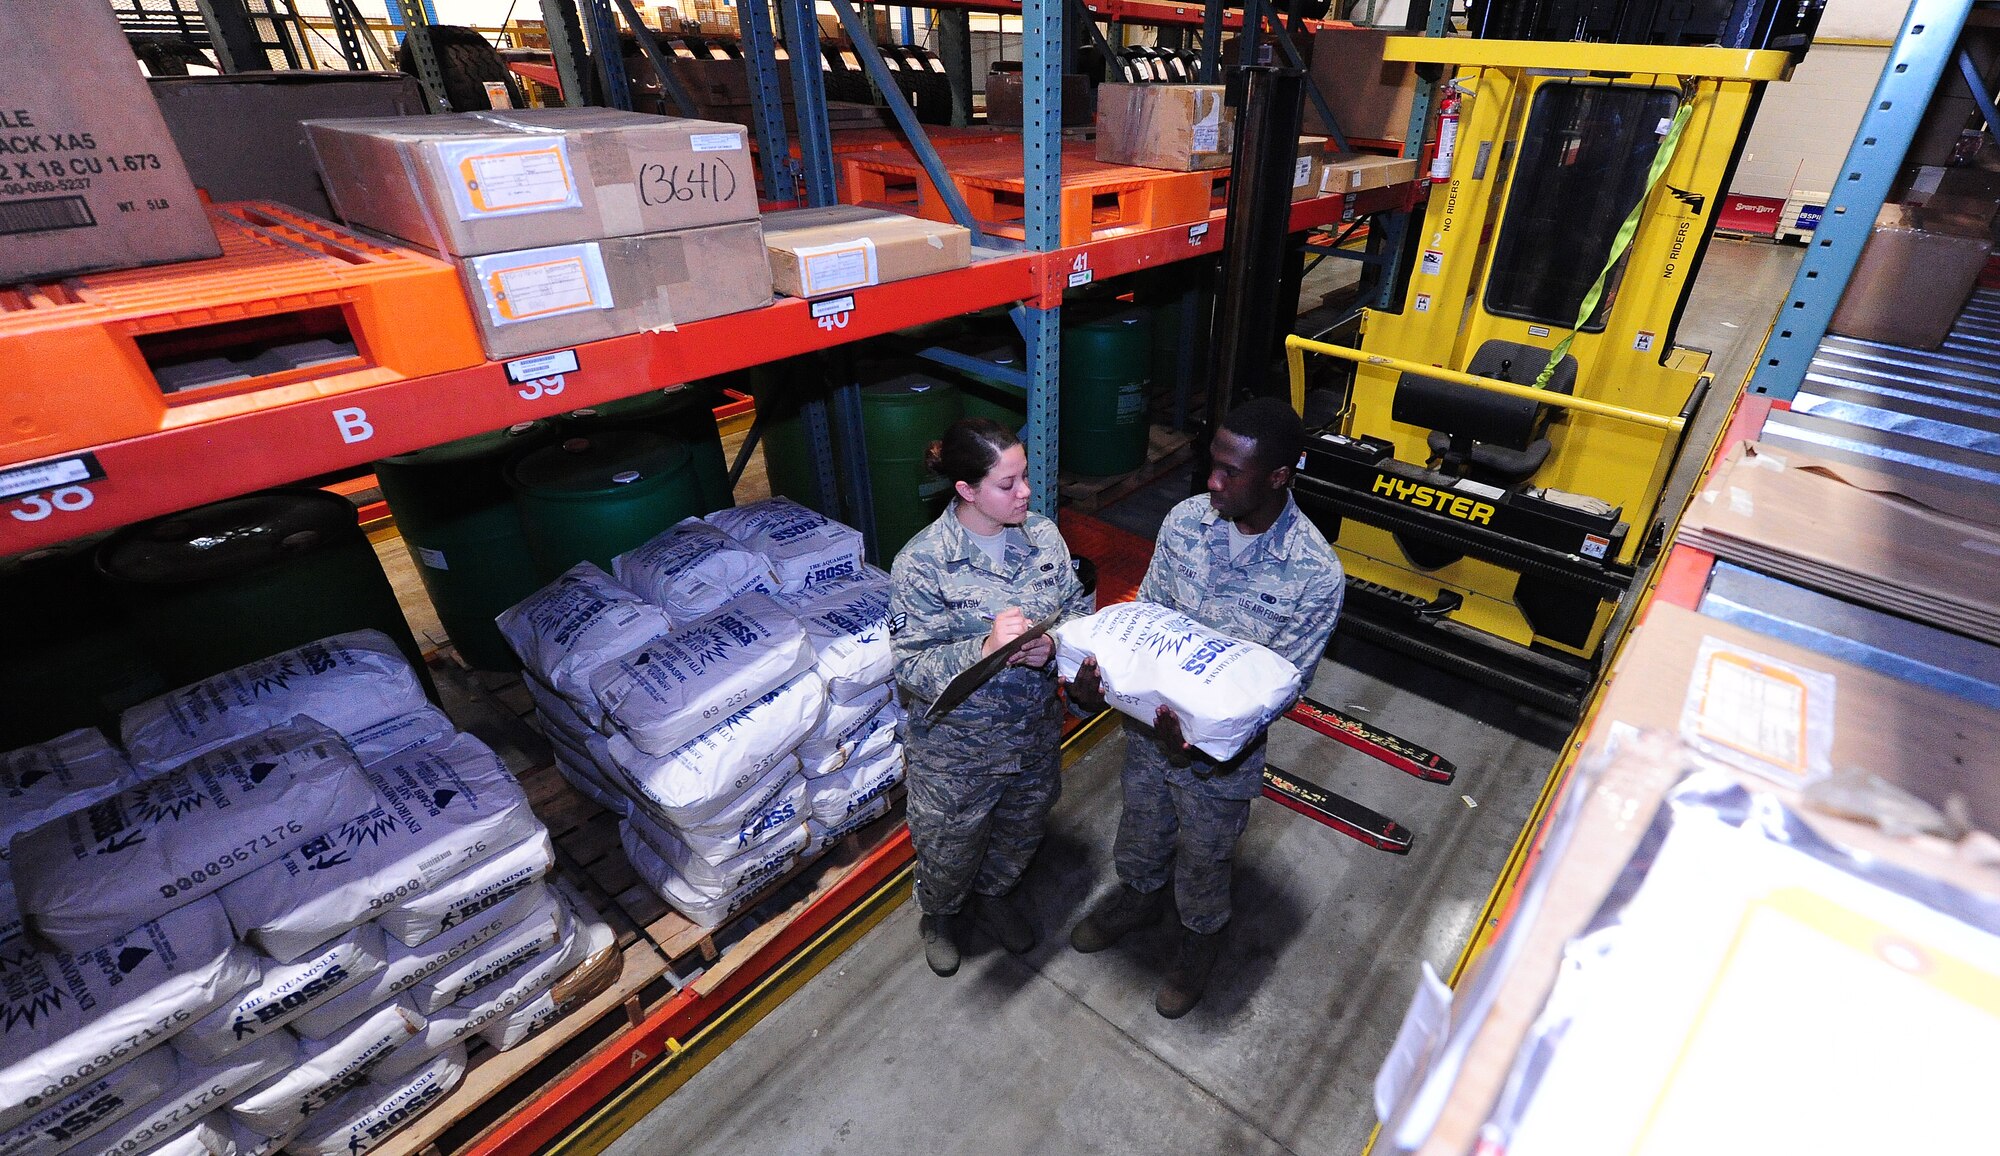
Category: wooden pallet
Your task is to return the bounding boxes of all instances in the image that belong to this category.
[1058,424,1193,511]
[840,141,1213,247]
[366,653,907,1156]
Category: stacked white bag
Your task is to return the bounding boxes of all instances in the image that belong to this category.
[502,501,908,931]
[0,631,613,1156]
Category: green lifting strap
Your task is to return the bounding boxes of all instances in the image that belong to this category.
[1532,85,1697,391]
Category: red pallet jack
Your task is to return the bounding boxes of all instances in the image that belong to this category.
[1259,696,1455,854]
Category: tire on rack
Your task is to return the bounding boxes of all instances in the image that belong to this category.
[397,24,525,112]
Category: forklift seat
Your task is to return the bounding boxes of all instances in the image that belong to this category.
[1392,339,1577,487]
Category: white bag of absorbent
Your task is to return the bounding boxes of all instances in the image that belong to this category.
[0,897,255,1132]
[623,816,807,901]
[703,498,863,594]
[800,693,898,779]
[633,844,791,931]
[611,518,777,622]
[289,885,546,1040]
[12,719,377,954]
[804,796,892,860]
[771,565,889,611]
[521,677,630,816]
[118,633,426,774]
[106,1117,227,1156]
[73,1035,293,1156]
[0,1047,178,1156]
[806,745,903,829]
[377,832,554,949]
[783,582,895,703]
[671,767,807,867]
[223,1119,295,1156]
[1053,601,1304,762]
[342,709,456,769]
[284,1046,464,1156]
[228,999,424,1139]
[221,733,541,962]
[591,594,815,759]
[176,926,388,1063]
[495,563,672,728]
[409,888,566,1015]
[0,730,136,856]
[475,885,619,1052]
[606,674,822,828]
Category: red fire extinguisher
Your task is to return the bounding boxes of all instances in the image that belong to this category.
[1429,87,1460,184]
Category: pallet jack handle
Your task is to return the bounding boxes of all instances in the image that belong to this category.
[1284,335,1686,433]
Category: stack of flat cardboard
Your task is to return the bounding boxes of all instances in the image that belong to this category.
[1680,442,2000,646]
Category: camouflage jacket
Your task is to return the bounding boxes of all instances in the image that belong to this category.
[889,505,1093,758]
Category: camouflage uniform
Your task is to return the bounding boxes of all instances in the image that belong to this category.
[890,505,1093,917]
[1116,492,1343,933]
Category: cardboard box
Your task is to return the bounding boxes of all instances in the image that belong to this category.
[763,206,972,299]
[1094,84,1233,172]
[0,0,220,282]
[305,108,759,257]
[151,72,425,221]
[459,219,772,359]
[1293,135,1327,202]
[1829,204,1991,350]
[1303,27,1418,145]
[1319,153,1418,195]
[985,72,1093,128]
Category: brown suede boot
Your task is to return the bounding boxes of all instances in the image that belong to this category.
[1155,926,1224,1018]
[1070,883,1167,953]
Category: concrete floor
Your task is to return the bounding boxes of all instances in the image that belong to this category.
[598,238,1802,1156]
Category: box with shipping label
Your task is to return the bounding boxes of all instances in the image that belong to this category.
[1,0,221,282]
[763,206,972,299]
[1094,84,1233,172]
[1319,153,1417,196]
[1293,135,1327,202]
[459,219,772,359]
[305,108,759,257]
[1829,204,1991,350]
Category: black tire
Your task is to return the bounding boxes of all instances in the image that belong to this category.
[398,24,524,112]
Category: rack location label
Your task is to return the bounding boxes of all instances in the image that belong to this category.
[0,453,103,502]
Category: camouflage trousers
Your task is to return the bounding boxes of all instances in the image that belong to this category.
[1114,722,1253,935]
[905,743,1062,917]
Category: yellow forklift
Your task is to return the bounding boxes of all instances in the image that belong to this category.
[1288,39,1804,712]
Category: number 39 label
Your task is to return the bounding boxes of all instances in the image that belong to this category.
[10,485,94,522]
[516,375,566,401]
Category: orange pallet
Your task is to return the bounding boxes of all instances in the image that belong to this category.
[0,202,485,469]
[840,140,1214,248]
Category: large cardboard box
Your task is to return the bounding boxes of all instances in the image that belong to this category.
[305,108,759,257]
[459,219,772,359]
[1293,136,1327,202]
[1319,153,1418,195]
[1094,84,1234,172]
[152,72,425,220]
[763,206,972,299]
[1829,204,1991,350]
[985,71,1093,128]
[1303,27,1418,145]
[1,0,220,281]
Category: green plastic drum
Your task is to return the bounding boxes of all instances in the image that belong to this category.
[563,384,734,514]
[956,347,1030,433]
[862,373,962,560]
[510,431,703,580]
[96,488,435,698]
[1,536,170,747]
[373,420,558,671]
[1061,307,1154,476]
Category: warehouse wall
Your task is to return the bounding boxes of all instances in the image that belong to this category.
[1732,43,1890,198]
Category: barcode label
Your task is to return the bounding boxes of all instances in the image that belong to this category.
[0,195,95,237]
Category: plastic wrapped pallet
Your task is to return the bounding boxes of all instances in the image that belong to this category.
[71,1035,292,1156]
[495,563,672,728]
[118,632,427,773]
[227,1000,424,1139]
[590,594,816,758]
[785,582,894,703]
[1053,601,1306,761]
[220,733,541,962]
[288,886,545,1039]
[611,518,777,622]
[520,677,629,816]
[341,709,456,769]
[0,897,257,1131]
[175,926,388,1063]
[0,1048,177,1156]
[283,1046,465,1156]
[12,719,377,954]
[670,769,808,866]
[0,730,136,856]
[804,795,892,860]
[805,745,903,829]
[621,816,807,899]
[703,498,863,594]
[377,832,554,948]
[800,696,898,779]
[795,682,894,772]
[474,887,619,1052]
[606,674,823,828]
[408,889,565,1014]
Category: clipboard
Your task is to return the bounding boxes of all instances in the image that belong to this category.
[925,609,1064,722]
